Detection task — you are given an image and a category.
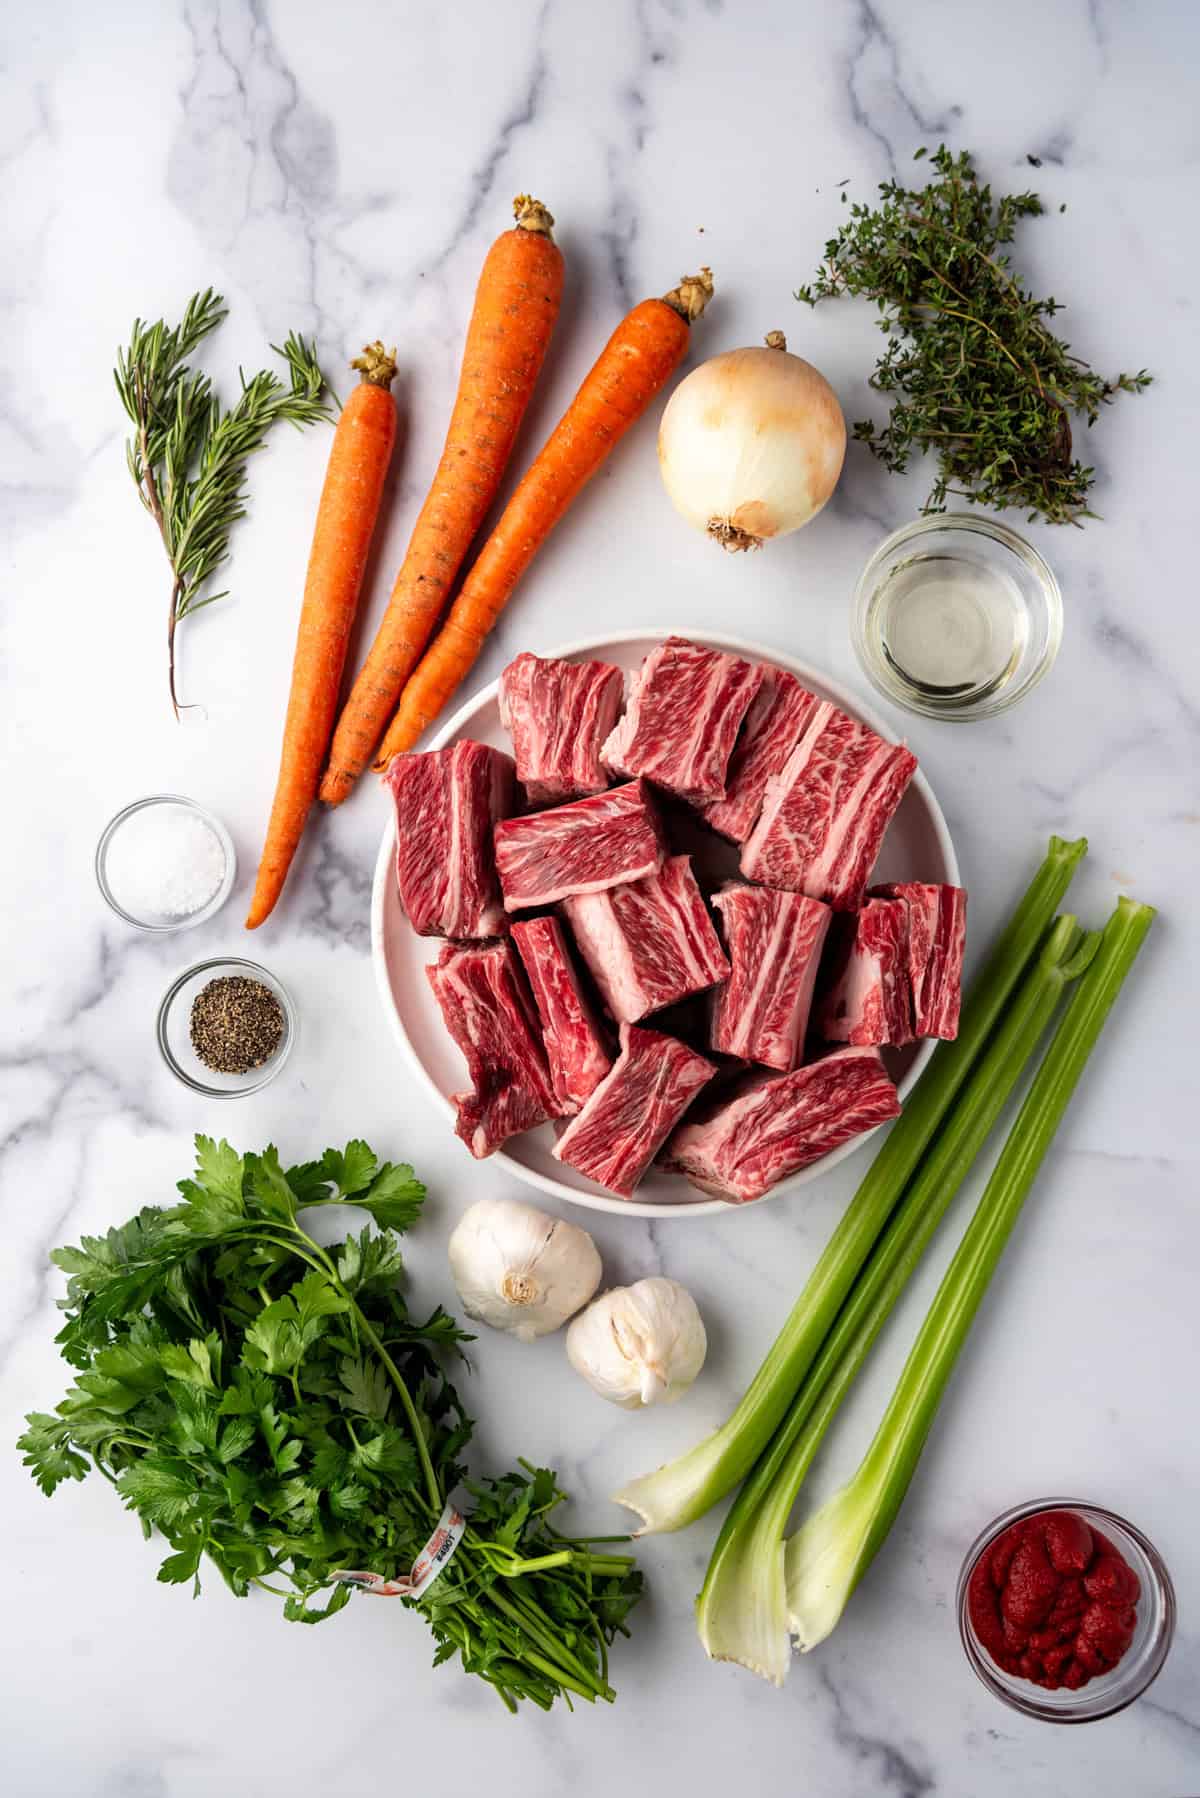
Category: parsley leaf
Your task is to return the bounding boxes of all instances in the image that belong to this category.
[16,1414,90,1496]
[117,1459,199,1527]
[319,1140,379,1197]
[157,1541,205,1587]
[193,1136,244,1205]
[335,1227,405,1294]
[243,1147,297,1224]
[337,1356,392,1423]
[159,1334,220,1391]
[354,1162,425,1233]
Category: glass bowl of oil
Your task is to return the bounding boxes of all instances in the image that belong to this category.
[852,514,1062,721]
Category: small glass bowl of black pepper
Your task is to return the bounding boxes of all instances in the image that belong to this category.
[157,957,295,1097]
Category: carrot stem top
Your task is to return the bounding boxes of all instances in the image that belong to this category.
[351,341,399,388]
[662,268,714,323]
[513,194,555,237]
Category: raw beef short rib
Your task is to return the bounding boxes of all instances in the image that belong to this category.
[493,779,665,912]
[740,700,917,910]
[553,1023,715,1197]
[386,740,516,939]
[425,940,558,1157]
[711,884,831,1070]
[662,1045,901,1203]
[512,915,612,1113]
[499,651,625,804]
[601,636,764,803]
[700,666,819,842]
[563,853,731,1023]
[873,881,967,1040]
[818,898,913,1046]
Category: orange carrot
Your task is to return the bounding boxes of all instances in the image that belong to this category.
[318,196,564,805]
[373,270,714,766]
[245,342,397,928]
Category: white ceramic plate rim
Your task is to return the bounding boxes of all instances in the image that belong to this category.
[371,628,959,1219]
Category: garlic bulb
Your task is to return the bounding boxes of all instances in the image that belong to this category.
[566,1278,707,1409]
[447,1198,601,1341]
[657,331,846,551]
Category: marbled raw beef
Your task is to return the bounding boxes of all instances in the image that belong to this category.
[512,914,611,1112]
[426,939,558,1157]
[493,779,664,911]
[553,1023,715,1197]
[500,652,624,804]
[740,701,917,910]
[818,898,913,1046]
[872,881,967,1040]
[386,740,515,938]
[563,854,730,1023]
[711,884,831,1069]
[700,665,819,842]
[601,636,764,803]
[662,1046,901,1202]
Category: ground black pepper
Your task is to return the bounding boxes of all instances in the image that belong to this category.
[190,975,284,1075]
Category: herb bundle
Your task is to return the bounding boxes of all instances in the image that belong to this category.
[798,147,1151,525]
[114,292,333,713]
[19,1137,641,1712]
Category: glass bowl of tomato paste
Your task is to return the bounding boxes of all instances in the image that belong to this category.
[957,1498,1175,1723]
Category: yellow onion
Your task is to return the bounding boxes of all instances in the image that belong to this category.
[658,332,846,551]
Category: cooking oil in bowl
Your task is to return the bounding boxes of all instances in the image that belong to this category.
[852,515,1062,722]
[876,553,1027,701]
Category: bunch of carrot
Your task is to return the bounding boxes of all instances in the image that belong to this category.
[247,192,714,926]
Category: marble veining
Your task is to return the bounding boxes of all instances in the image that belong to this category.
[2,1,1198,1794]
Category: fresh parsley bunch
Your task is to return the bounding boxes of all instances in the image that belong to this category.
[19,1138,641,1712]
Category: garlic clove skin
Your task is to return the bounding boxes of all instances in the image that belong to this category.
[447,1198,602,1342]
[657,337,846,552]
[566,1277,707,1409]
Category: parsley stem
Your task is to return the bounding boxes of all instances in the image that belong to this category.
[492,1549,575,1576]
[485,1587,610,1700]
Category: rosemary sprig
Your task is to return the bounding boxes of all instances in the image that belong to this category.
[798,146,1151,526]
[115,291,333,713]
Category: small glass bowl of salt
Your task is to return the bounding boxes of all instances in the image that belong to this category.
[96,795,236,931]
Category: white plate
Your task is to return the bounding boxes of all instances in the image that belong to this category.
[371,630,959,1219]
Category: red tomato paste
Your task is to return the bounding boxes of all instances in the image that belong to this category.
[967,1508,1140,1690]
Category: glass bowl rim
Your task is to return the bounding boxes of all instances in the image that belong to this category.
[156,955,296,1097]
[956,1494,1176,1723]
[851,511,1064,723]
[96,793,237,932]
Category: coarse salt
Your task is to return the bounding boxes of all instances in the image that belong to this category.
[104,805,227,923]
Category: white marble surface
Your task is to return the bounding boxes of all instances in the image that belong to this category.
[3,1,1198,1792]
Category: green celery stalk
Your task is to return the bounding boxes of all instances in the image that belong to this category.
[614,836,1088,1536]
[696,914,1089,1683]
[785,896,1154,1652]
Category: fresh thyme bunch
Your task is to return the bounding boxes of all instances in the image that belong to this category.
[114,292,333,712]
[798,146,1151,525]
[19,1137,642,1712]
